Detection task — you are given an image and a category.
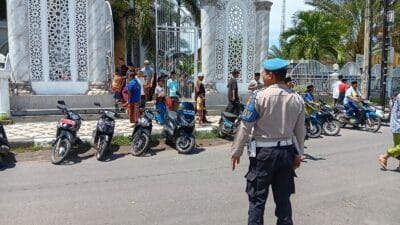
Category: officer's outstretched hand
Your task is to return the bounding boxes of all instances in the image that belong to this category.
[231,156,240,171]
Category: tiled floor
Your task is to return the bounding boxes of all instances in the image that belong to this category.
[4,116,221,142]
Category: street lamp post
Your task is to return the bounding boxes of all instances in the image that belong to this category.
[380,0,390,106]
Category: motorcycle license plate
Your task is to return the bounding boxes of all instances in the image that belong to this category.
[60,118,76,126]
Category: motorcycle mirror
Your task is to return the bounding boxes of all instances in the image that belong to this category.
[57,100,66,105]
[94,102,101,107]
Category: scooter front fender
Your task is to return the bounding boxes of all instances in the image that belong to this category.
[55,130,74,144]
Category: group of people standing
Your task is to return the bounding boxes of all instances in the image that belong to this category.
[112,59,155,126]
[112,58,209,126]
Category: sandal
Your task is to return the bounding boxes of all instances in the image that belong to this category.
[378,155,387,170]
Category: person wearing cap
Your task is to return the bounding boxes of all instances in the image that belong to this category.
[248,73,263,92]
[141,60,155,101]
[231,58,305,225]
[195,73,211,124]
[226,69,241,115]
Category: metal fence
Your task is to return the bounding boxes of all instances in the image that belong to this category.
[289,60,331,93]
[155,0,199,80]
[340,62,361,83]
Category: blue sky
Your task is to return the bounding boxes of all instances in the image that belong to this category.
[269,0,313,47]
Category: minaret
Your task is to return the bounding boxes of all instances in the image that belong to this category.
[280,0,286,35]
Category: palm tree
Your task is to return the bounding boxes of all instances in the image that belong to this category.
[306,0,367,61]
[281,11,347,63]
[109,0,200,64]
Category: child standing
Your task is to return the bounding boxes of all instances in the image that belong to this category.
[155,77,167,125]
[196,93,205,126]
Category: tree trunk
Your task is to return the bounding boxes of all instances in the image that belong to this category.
[114,17,126,66]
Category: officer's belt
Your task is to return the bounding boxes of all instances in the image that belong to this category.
[256,139,293,148]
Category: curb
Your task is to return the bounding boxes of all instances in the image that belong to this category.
[8,126,217,148]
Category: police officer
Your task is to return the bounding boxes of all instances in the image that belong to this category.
[231,58,305,225]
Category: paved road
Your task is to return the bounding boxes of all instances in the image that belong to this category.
[0,127,399,225]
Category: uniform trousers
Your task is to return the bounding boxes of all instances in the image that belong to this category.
[245,146,297,225]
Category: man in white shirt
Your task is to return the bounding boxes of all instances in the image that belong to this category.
[332,74,343,106]
[344,81,363,118]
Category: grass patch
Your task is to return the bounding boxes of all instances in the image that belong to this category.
[195,129,219,140]
[112,135,131,146]
[11,145,51,154]
[0,113,10,121]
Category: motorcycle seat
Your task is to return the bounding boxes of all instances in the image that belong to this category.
[336,104,347,111]
[222,111,238,119]
[167,111,177,121]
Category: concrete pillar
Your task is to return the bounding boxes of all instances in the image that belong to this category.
[6,0,30,83]
[87,0,109,95]
[254,0,273,72]
[0,70,10,116]
[200,0,217,85]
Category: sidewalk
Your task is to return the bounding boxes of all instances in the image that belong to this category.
[3,115,222,147]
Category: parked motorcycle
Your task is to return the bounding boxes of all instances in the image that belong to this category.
[335,100,381,133]
[51,100,82,164]
[163,102,196,154]
[318,100,341,136]
[217,104,244,138]
[0,123,10,164]
[375,105,390,123]
[131,108,155,156]
[91,102,117,161]
[217,112,241,138]
[305,113,322,138]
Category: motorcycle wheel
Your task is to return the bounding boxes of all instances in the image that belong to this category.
[217,119,226,138]
[307,123,322,138]
[176,135,195,154]
[51,138,71,165]
[322,121,340,136]
[96,136,109,161]
[131,132,150,156]
[366,117,381,133]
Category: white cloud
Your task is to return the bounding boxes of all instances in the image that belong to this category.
[269,0,314,47]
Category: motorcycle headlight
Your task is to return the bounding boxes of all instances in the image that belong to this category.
[138,117,150,126]
[98,119,114,132]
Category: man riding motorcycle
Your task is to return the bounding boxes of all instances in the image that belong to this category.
[344,81,364,118]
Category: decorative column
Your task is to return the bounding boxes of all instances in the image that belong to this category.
[87,0,108,95]
[254,0,273,72]
[6,0,32,94]
[200,0,218,94]
[0,70,11,116]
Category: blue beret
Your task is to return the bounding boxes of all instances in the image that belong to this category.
[263,58,289,71]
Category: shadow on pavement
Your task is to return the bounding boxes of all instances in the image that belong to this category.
[106,145,126,161]
[303,153,326,161]
[0,152,17,171]
[59,143,94,165]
